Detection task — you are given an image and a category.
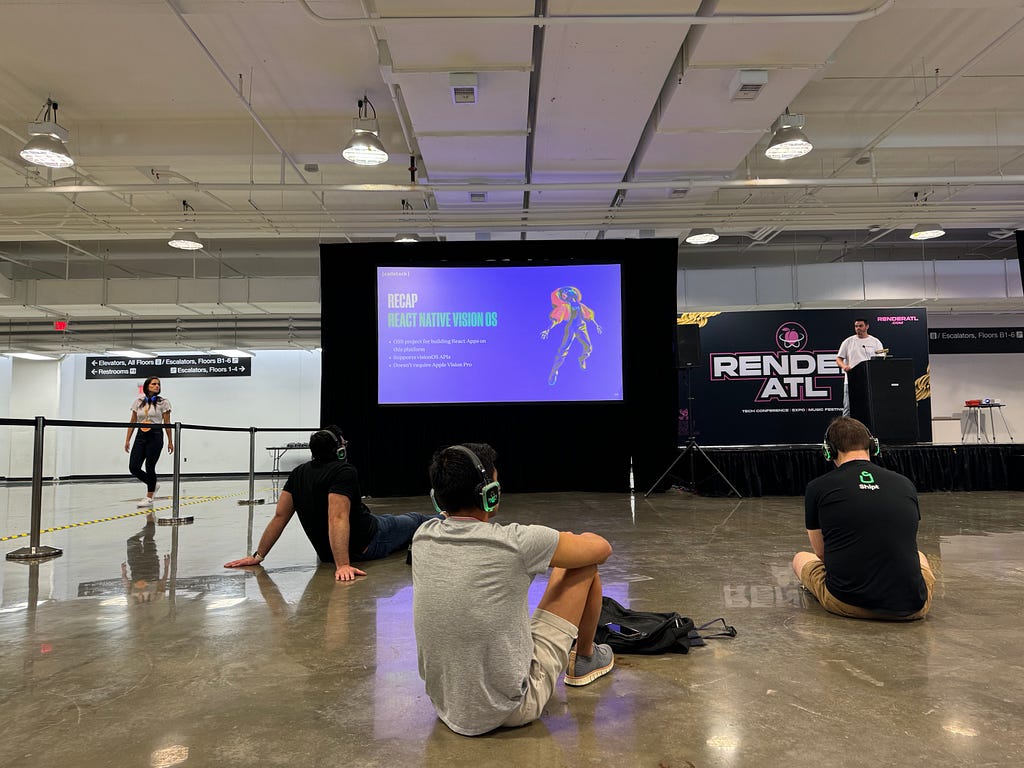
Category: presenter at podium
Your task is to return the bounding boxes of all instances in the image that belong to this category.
[836,318,884,416]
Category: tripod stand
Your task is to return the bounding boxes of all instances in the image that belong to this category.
[645,363,742,498]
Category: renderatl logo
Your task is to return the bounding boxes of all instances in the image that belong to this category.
[858,470,879,491]
[708,321,841,402]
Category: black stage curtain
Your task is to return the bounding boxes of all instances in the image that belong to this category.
[679,444,1018,497]
[319,240,678,497]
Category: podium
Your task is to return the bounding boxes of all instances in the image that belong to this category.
[848,358,919,442]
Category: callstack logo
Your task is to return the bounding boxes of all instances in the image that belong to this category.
[709,321,841,402]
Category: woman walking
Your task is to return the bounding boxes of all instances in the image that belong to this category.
[125,376,173,508]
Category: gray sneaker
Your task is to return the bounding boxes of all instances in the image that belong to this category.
[564,643,614,686]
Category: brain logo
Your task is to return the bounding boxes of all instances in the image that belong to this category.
[776,322,808,351]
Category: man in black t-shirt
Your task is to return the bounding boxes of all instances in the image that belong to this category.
[225,426,439,581]
[792,417,935,620]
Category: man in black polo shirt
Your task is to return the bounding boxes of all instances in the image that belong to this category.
[792,416,935,620]
[225,426,439,580]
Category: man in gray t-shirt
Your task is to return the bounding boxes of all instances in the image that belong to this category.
[412,443,614,736]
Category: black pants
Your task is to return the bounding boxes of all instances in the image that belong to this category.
[127,520,159,581]
[129,431,163,493]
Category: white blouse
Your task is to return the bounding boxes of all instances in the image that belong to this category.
[130,396,172,431]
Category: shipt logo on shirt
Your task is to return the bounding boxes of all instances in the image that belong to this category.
[859,470,879,491]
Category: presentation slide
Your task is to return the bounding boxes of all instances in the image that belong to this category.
[377,264,623,404]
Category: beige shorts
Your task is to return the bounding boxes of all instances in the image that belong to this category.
[499,609,578,729]
[800,557,936,621]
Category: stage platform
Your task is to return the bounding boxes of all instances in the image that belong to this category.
[653,442,1023,497]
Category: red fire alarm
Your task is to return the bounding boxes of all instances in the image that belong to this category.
[53,320,68,331]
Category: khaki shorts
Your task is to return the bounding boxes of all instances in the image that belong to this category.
[799,556,936,621]
[499,609,578,729]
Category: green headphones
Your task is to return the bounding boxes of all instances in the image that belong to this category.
[314,428,347,461]
[822,427,880,461]
[431,445,501,513]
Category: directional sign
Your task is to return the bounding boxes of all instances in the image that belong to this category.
[928,327,1024,355]
[85,355,252,380]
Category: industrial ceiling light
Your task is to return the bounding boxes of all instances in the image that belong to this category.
[394,199,420,242]
[684,228,720,245]
[168,230,203,250]
[168,200,203,250]
[342,93,388,166]
[19,98,74,168]
[764,110,812,161]
[909,222,945,240]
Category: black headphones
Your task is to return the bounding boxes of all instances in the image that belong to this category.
[822,424,880,461]
[430,445,501,514]
[313,428,347,461]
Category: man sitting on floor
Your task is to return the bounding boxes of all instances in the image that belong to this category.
[792,416,936,620]
[412,443,614,736]
[225,426,438,580]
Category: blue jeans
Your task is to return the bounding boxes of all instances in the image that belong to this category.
[358,512,442,561]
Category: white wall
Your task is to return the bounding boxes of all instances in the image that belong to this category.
[6,358,62,478]
[2,350,321,479]
[927,314,1022,444]
[678,258,1022,310]
[0,357,11,473]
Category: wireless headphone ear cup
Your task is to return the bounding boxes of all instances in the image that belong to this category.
[480,480,501,513]
[821,440,833,461]
[449,444,500,512]
[313,429,347,460]
[429,488,444,514]
[871,436,881,457]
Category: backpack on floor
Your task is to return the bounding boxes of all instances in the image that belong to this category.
[594,596,736,655]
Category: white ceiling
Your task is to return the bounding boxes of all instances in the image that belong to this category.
[1,0,1023,352]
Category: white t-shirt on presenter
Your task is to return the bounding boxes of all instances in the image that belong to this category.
[837,334,884,370]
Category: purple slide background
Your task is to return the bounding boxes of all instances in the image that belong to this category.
[377,264,623,404]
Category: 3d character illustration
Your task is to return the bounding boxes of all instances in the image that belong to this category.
[540,286,602,385]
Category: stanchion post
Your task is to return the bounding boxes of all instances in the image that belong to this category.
[238,426,265,506]
[159,421,193,526]
[7,416,63,561]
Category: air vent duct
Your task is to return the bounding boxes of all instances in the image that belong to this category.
[450,73,479,104]
[729,70,768,101]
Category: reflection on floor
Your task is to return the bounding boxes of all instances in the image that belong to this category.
[2,480,1023,766]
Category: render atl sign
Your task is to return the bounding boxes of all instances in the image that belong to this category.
[85,355,251,380]
[709,321,840,402]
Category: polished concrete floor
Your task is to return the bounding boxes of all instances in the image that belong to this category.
[1,478,1022,767]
